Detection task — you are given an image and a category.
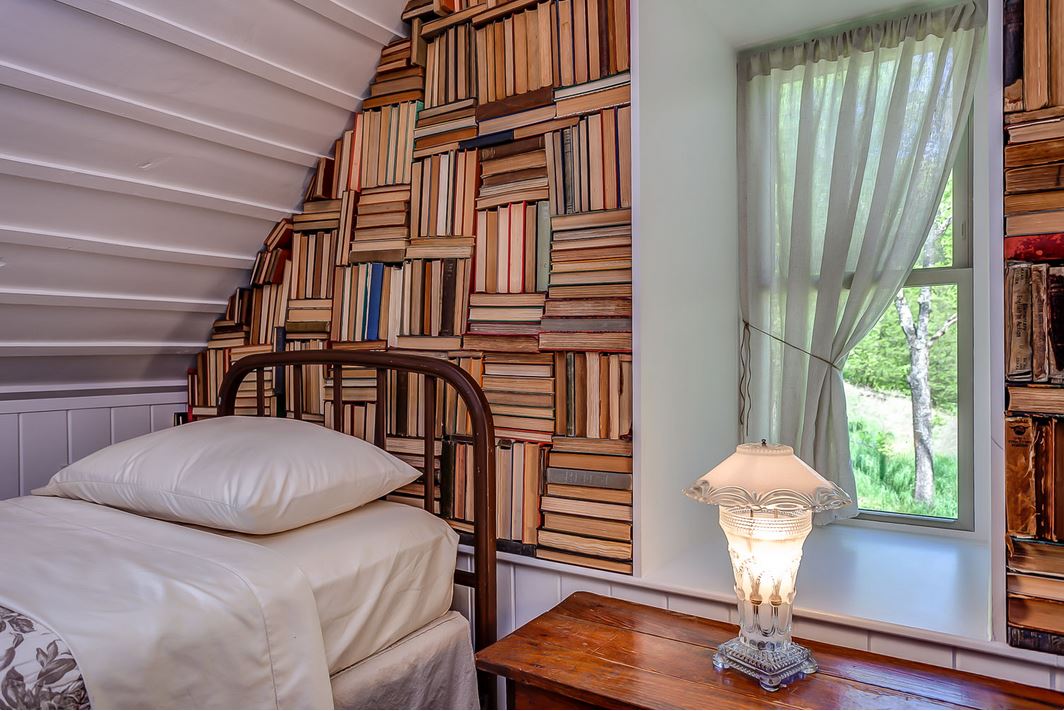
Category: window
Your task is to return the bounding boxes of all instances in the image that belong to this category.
[842,122,973,530]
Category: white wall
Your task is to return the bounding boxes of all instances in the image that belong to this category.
[633,0,740,575]
[0,391,186,498]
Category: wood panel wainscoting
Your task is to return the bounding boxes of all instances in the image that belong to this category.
[475,592,1064,710]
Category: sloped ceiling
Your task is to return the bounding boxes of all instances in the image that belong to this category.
[0,0,405,395]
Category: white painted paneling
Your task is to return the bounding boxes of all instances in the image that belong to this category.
[791,618,870,650]
[150,403,181,432]
[68,407,111,462]
[0,391,186,499]
[666,593,732,624]
[560,574,610,599]
[18,410,69,493]
[869,633,955,669]
[111,405,152,443]
[609,584,667,609]
[0,0,402,394]
[497,561,516,636]
[955,649,1055,688]
[0,414,18,499]
[512,565,561,628]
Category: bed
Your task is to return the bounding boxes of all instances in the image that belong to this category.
[0,350,498,710]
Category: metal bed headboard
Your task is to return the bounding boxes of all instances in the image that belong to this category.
[216,349,497,706]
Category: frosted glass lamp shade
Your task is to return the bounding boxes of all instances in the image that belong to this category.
[683,441,852,691]
[683,442,851,514]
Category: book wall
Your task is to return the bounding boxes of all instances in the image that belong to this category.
[188,0,633,574]
[1003,0,1064,653]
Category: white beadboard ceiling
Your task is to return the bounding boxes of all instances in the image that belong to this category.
[0,0,405,394]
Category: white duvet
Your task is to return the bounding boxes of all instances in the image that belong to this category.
[0,496,334,709]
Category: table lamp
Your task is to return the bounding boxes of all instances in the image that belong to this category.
[684,441,852,692]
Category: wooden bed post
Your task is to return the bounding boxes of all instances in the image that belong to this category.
[218,349,498,709]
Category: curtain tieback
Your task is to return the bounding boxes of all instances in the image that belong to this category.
[739,321,842,437]
[742,321,842,371]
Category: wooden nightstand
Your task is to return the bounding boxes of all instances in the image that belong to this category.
[475,592,1064,710]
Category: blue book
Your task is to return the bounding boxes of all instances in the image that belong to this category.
[366,263,383,341]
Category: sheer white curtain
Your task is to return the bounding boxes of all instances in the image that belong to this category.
[738,2,984,523]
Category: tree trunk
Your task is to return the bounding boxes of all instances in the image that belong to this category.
[895,288,936,504]
[907,325,936,504]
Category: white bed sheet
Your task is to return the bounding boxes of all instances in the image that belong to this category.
[214,500,459,673]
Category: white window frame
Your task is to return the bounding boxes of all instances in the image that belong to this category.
[850,117,975,532]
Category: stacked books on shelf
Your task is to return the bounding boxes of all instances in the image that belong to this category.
[330,263,401,345]
[1004,260,1064,650]
[473,200,551,292]
[397,257,472,341]
[351,186,412,260]
[365,38,425,110]
[473,2,554,104]
[494,440,545,548]
[536,437,632,573]
[188,0,634,576]
[553,352,631,438]
[482,353,555,443]
[411,149,478,236]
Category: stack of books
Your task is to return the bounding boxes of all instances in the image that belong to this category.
[228,344,277,416]
[547,100,632,213]
[546,209,631,299]
[467,292,545,334]
[251,221,292,286]
[494,440,545,546]
[365,38,425,110]
[411,149,479,237]
[285,299,332,341]
[553,0,630,88]
[324,401,380,441]
[536,437,632,573]
[473,2,555,105]
[351,186,412,260]
[248,276,290,346]
[412,101,478,158]
[356,103,419,189]
[329,263,401,345]
[424,23,477,108]
[482,353,555,443]
[553,352,631,438]
[473,200,550,292]
[397,258,471,342]
[442,354,484,436]
[476,136,550,209]
[283,340,326,422]
[290,231,342,300]
[208,289,251,349]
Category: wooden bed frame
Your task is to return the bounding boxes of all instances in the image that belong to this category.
[217,349,498,707]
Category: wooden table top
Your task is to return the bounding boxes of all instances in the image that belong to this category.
[475,592,1064,710]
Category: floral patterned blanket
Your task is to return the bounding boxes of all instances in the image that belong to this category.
[0,605,88,709]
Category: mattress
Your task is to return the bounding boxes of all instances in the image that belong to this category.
[213,500,459,673]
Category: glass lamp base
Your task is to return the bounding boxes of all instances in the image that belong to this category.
[712,637,819,692]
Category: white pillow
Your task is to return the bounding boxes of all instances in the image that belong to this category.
[34,416,421,534]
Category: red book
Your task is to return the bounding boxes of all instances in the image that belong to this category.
[1005,233,1064,261]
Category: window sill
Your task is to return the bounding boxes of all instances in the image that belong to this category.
[643,520,990,642]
